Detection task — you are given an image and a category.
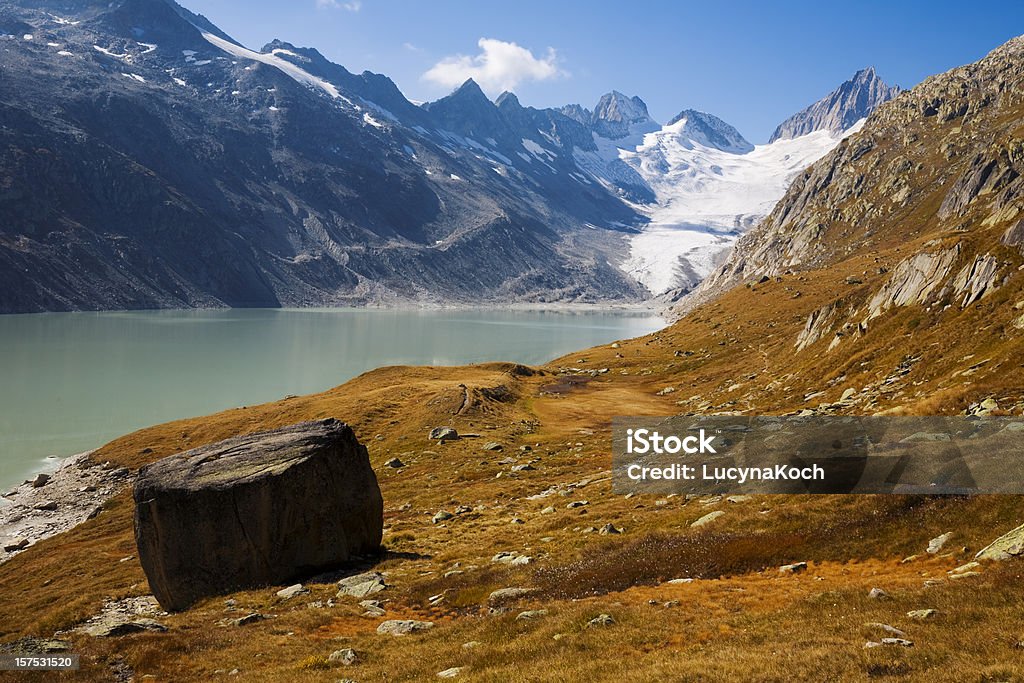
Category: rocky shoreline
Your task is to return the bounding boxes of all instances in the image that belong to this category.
[0,453,131,562]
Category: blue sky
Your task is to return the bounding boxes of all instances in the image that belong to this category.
[182,0,1024,142]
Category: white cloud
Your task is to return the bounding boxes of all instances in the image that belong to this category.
[422,38,565,95]
[316,0,361,11]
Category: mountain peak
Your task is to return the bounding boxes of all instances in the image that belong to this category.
[769,67,900,143]
[666,109,753,153]
[592,91,652,139]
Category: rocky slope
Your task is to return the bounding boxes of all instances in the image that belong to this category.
[769,66,901,142]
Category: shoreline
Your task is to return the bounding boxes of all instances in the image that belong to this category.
[0,452,130,563]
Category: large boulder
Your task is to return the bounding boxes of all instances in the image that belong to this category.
[134,419,383,611]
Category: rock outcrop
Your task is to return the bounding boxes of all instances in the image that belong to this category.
[133,419,383,611]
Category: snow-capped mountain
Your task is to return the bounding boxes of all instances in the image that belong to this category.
[0,0,900,312]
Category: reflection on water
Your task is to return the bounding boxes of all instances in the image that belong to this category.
[0,307,663,487]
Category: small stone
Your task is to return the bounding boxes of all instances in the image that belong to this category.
[779,562,808,574]
[34,500,58,511]
[488,587,535,603]
[864,623,907,638]
[666,578,694,585]
[949,561,981,575]
[516,609,548,620]
[3,538,29,552]
[906,609,939,620]
[430,427,459,441]
[726,495,751,504]
[230,613,265,627]
[384,458,405,468]
[377,619,434,636]
[510,518,525,525]
[586,614,615,628]
[840,388,857,402]
[432,510,454,524]
[337,572,387,598]
[691,511,724,527]
[881,638,914,647]
[598,523,621,535]
[867,587,890,600]
[437,667,465,679]
[462,641,481,650]
[482,442,503,452]
[540,506,555,515]
[566,500,589,509]
[31,473,50,488]
[85,618,168,637]
[927,532,952,554]
[511,464,535,472]
[328,648,358,666]
[276,584,309,600]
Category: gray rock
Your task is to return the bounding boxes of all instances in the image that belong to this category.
[586,614,615,628]
[430,427,459,442]
[337,572,387,598]
[433,510,454,524]
[229,613,266,627]
[691,511,724,528]
[328,648,358,666]
[566,500,589,509]
[384,458,405,468]
[437,668,466,679]
[85,617,168,637]
[779,562,808,574]
[276,584,309,600]
[599,523,622,535]
[927,532,953,554]
[516,609,548,620]
[33,500,58,511]
[488,587,535,603]
[376,619,434,636]
[3,538,29,552]
[133,419,383,612]
[906,609,939,620]
[482,442,503,451]
[881,638,914,647]
[975,522,1024,561]
[31,473,50,488]
[867,587,889,600]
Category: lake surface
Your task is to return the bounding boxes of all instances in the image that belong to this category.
[0,308,662,489]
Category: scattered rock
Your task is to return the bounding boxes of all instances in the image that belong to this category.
[328,648,358,666]
[511,464,535,472]
[384,458,405,468]
[337,571,387,598]
[84,617,168,638]
[31,473,50,488]
[927,532,953,554]
[488,587,535,604]
[867,587,890,600]
[430,427,459,441]
[540,506,555,515]
[949,561,981,576]
[882,637,914,647]
[691,511,724,527]
[566,500,589,509]
[33,500,58,511]
[516,609,548,620]
[376,619,434,636]
[598,523,622,535]
[666,578,694,585]
[906,609,939,620]
[864,623,907,638]
[586,614,615,628]
[779,562,808,574]
[491,552,531,565]
[462,641,481,650]
[437,667,465,679]
[433,510,454,524]
[133,420,383,612]
[276,584,309,600]
[3,538,29,552]
[726,495,751,504]
[482,442,503,451]
[975,522,1024,561]
[229,613,266,627]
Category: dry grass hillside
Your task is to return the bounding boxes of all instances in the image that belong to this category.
[2,34,1024,683]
